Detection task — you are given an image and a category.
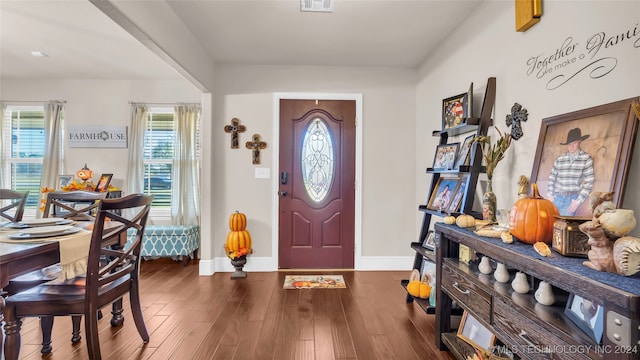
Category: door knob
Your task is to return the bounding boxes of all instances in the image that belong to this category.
[279,191,288,196]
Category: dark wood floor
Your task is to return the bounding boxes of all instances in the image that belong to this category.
[9,259,455,360]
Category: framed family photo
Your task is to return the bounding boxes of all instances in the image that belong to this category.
[432,143,459,171]
[564,293,604,344]
[457,311,496,352]
[447,175,468,213]
[442,93,469,130]
[422,230,436,251]
[530,97,639,217]
[455,134,475,169]
[427,177,460,211]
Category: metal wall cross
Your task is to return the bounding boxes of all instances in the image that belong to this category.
[223,117,246,149]
[245,134,267,165]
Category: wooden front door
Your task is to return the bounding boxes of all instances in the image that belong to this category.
[279,99,355,269]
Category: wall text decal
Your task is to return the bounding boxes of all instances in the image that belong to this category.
[526,21,640,90]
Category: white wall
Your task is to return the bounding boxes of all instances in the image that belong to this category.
[210,64,418,271]
[417,0,640,236]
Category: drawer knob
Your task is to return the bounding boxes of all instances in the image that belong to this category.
[613,333,621,341]
[453,281,470,295]
[614,318,622,326]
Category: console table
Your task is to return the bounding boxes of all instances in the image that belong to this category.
[434,223,639,360]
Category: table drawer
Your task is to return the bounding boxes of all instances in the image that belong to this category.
[442,260,490,322]
[493,298,598,360]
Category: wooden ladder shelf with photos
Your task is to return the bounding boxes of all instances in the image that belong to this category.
[401,77,495,315]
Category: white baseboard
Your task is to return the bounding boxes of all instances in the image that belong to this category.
[197,256,414,275]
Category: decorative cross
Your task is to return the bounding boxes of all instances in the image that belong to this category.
[223,117,246,149]
[245,134,267,165]
[505,103,528,140]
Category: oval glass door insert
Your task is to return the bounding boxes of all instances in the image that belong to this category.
[301,118,334,202]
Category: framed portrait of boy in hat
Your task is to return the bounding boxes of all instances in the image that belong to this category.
[530,97,639,217]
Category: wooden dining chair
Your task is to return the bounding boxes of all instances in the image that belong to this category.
[0,189,29,223]
[42,190,108,221]
[3,193,153,360]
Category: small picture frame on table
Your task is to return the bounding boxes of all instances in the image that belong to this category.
[442,91,470,130]
[564,293,604,344]
[427,177,460,212]
[422,230,436,251]
[457,311,496,352]
[57,174,73,189]
[94,174,113,192]
[432,143,459,171]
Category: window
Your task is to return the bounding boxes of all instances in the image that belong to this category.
[2,106,46,209]
[143,108,174,208]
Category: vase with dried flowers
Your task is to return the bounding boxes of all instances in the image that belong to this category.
[473,126,512,223]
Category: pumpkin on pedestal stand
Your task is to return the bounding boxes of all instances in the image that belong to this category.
[225,211,253,279]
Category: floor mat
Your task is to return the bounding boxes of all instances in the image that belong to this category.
[283,275,347,289]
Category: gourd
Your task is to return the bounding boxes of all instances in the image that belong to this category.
[509,183,559,245]
[455,214,476,228]
[229,211,247,231]
[443,216,456,225]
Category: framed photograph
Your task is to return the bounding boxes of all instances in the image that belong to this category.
[564,293,604,344]
[455,134,476,169]
[94,173,113,192]
[447,175,468,214]
[432,143,460,171]
[442,92,469,130]
[420,258,436,285]
[530,97,638,217]
[457,311,496,352]
[422,230,436,251]
[427,177,460,211]
[57,174,73,189]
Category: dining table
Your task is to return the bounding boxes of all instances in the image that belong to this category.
[0,220,93,357]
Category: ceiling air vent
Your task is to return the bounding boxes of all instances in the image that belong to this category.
[300,0,333,13]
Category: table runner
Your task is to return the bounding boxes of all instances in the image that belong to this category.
[0,227,91,280]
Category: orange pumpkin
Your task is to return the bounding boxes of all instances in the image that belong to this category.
[229,211,247,231]
[509,183,559,245]
[225,230,252,252]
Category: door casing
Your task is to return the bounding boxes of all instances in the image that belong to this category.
[272,93,363,270]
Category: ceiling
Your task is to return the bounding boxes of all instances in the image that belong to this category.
[1,0,483,81]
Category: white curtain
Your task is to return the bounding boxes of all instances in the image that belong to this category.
[171,104,200,225]
[0,103,6,188]
[38,101,65,217]
[126,104,148,196]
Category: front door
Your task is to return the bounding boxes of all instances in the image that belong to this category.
[279,99,355,269]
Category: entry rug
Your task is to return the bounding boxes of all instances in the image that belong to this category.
[283,275,347,289]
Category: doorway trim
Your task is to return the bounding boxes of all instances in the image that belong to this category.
[272,92,363,270]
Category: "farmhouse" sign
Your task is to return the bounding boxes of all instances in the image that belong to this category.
[68,125,128,148]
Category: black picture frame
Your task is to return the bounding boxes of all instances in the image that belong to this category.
[564,293,604,344]
[454,134,475,169]
[422,230,435,251]
[94,173,113,192]
[432,143,459,171]
[442,92,469,130]
[447,174,468,214]
[530,97,639,217]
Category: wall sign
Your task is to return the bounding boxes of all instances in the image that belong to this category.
[68,125,128,148]
[526,20,640,90]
